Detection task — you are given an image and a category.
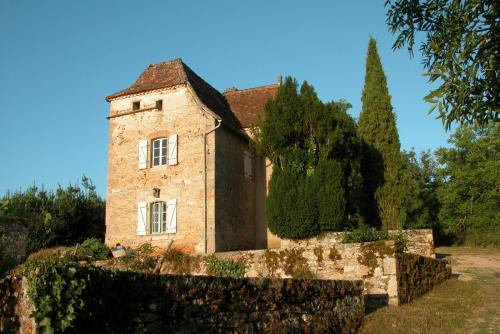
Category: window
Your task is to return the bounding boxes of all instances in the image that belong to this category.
[244,151,253,179]
[156,100,163,110]
[152,138,167,166]
[151,201,167,234]
[132,101,140,110]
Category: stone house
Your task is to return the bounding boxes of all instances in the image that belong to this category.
[105,58,281,253]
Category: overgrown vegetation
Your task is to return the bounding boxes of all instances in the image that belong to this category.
[0,176,105,256]
[78,238,110,260]
[119,243,158,272]
[205,255,246,277]
[162,248,201,275]
[342,224,408,253]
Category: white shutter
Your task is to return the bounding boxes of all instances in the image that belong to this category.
[137,202,147,236]
[138,139,148,169]
[168,134,178,166]
[166,199,177,233]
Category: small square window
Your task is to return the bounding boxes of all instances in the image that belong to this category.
[156,100,163,110]
[132,101,140,110]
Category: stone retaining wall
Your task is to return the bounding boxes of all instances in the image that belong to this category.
[396,253,452,304]
[0,270,364,334]
[215,240,400,306]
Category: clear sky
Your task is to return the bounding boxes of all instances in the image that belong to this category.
[0,1,452,197]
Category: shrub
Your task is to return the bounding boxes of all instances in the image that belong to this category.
[79,238,110,260]
[120,243,158,273]
[205,255,246,277]
[162,248,201,275]
[342,224,389,243]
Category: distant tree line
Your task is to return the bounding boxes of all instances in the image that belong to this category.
[0,176,105,275]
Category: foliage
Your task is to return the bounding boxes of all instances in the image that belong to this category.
[342,224,390,244]
[254,77,364,239]
[120,243,158,272]
[27,246,85,262]
[78,238,110,260]
[359,38,404,230]
[399,150,441,232]
[0,176,105,255]
[342,225,409,252]
[385,0,499,128]
[205,255,246,277]
[24,258,87,334]
[435,123,499,246]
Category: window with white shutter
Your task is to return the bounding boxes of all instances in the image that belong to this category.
[166,199,177,233]
[150,201,167,234]
[168,134,178,166]
[138,139,148,170]
[137,202,147,235]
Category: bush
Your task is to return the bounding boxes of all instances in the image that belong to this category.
[342,224,389,243]
[267,160,348,240]
[205,255,246,277]
[79,238,110,260]
[120,243,158,273]
[162,248,201,275]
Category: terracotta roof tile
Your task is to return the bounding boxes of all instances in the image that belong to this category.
[106,59,241,129]
[223,84,279,128]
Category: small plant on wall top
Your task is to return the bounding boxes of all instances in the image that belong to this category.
[204,255,246,277]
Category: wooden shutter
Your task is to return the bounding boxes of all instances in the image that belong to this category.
[168,134,178,166]
[244,152,253,179]
[138,139,148,169]
[166,199,177,233]
[137,202,147,235]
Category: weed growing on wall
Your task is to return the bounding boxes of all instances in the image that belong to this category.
[120,243,158,272]
[78,238,110,260]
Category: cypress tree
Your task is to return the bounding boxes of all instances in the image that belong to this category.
[359,38,402,230]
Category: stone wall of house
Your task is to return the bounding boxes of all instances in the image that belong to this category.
[0,271,364,334]
[396,253,452,304]
[106,85,217,254]
[214,127,256,251]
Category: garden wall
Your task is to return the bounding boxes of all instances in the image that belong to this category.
[396,253,452,304]
[0,270,364,334]
[215,240,400,306]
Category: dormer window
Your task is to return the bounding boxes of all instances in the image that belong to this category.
[132,101,140,110]
[156,100,163,110]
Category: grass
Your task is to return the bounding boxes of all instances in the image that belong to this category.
[358,247,500,334]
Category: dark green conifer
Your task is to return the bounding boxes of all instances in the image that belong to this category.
[359,38,402,230]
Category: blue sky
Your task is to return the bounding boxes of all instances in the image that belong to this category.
[0,1,451,197]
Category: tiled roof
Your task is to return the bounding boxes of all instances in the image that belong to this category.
[223,84,279,128]
[106,59,241,129]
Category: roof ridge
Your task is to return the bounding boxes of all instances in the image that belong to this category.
[223,83,279,94]
[147,58,183,68]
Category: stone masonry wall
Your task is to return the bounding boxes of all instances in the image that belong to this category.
[277,229,435,258]
[106,85,217,254]
[0,271,364,334]
[396,253,452,304]
[214,127,256,251]
[215,240,400,306]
